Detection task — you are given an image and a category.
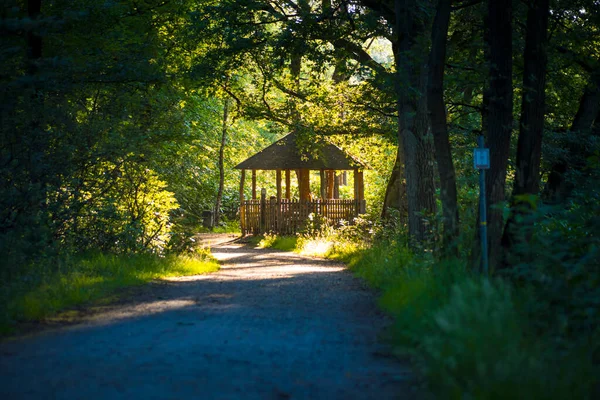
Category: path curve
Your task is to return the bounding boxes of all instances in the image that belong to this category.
[0,237,417,399]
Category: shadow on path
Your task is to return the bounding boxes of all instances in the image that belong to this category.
[0,240,419,400]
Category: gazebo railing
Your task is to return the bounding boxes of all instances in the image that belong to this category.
[240,198,366,235]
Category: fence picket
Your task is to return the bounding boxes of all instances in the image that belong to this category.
[239,198,362,235]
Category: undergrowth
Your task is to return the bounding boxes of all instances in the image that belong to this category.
[197,219,241,234]
[356,242,597,399]
[0,249,219,335]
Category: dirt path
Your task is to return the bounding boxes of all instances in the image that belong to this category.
[0,236,418,399]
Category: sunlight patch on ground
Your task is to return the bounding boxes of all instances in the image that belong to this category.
[217,265,346,280]
[165,274,215,282]
[211,252,254,261]
[300,239,333,257]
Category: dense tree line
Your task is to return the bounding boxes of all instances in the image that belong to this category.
[2,1,599,276]
[0,0,273,273]
[180,0,597,269]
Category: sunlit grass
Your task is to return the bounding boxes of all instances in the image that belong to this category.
[197,219,241,234]
[297,238,332,257]
[257,234,298,252]
[257,234,363,260]
[0,252,219,334]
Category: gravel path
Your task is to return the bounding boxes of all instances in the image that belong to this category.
[0,236,418,399]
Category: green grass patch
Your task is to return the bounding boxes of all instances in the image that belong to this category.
[257,234,298,252]
[256,233,364,260]
[196,219,241,234]
[0,251,219,335]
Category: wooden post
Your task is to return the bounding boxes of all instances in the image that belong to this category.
[252,170,257,200]
[353,169,359,200]
[260,188,266,233]
[334,173,340,199]
[276,169,282,233]
[356,169,365,213]
[353,169,360,216]
[298,168,310,201]
[276,169,282,201]
[327,170,335,199]
[285,170,291,199]
[239,169,246,234]
[320,169,327,199]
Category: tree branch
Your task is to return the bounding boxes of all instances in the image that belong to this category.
[332,38,390,77]
[451,0,484,11]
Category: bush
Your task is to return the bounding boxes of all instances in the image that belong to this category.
[344,238,598,398]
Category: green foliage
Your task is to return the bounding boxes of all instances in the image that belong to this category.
[211,219,243,234]
[67,164,179,253]
[337,238,599,399]
[158,95,275,233]
[412,278,595,399]
[258,234,298,252]
[0,1,274,274]
[1,0,193,266]
[0,250,219,335]
[504,160,600,339]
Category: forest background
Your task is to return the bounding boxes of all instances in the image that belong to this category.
[1,0,599,398]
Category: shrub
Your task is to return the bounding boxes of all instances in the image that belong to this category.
[346,238,598,398]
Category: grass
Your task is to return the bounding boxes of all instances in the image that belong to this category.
[257,234,298,252]
[351,243,598,399]
[196,219,241,234]
[0,250,219,335]
[256,233,362,259]
[258,233,599,399]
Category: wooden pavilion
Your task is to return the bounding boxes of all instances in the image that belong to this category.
[235,133,366,235]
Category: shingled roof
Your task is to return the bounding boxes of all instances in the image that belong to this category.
[234,133,365,170]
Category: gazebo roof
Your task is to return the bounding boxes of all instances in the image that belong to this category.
[234,133,365,170]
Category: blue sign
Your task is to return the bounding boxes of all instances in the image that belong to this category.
[474,148,490,169]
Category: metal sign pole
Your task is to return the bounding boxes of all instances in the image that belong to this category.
[476,136,489,275]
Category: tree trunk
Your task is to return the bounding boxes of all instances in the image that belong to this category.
[501,0,549,259]
[382,143,408,224]
[476,0,513,272]
[214,98,229,227]
[543,71,600,203]
[27,0,43,70]
[26,0,47,211]
[394,0,437,243]
[427,0,459,255]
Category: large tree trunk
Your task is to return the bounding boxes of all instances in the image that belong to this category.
[543,71,600,203]
[501,0,549,258]
[475,0,513,272]
[27,1,43,63]
[394,0,437,243]
[382,143,408,224]
[214,98,230,228]
[427,0,458,255]
[26,0,47,208]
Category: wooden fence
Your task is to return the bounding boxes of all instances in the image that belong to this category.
[240,198,366,235]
